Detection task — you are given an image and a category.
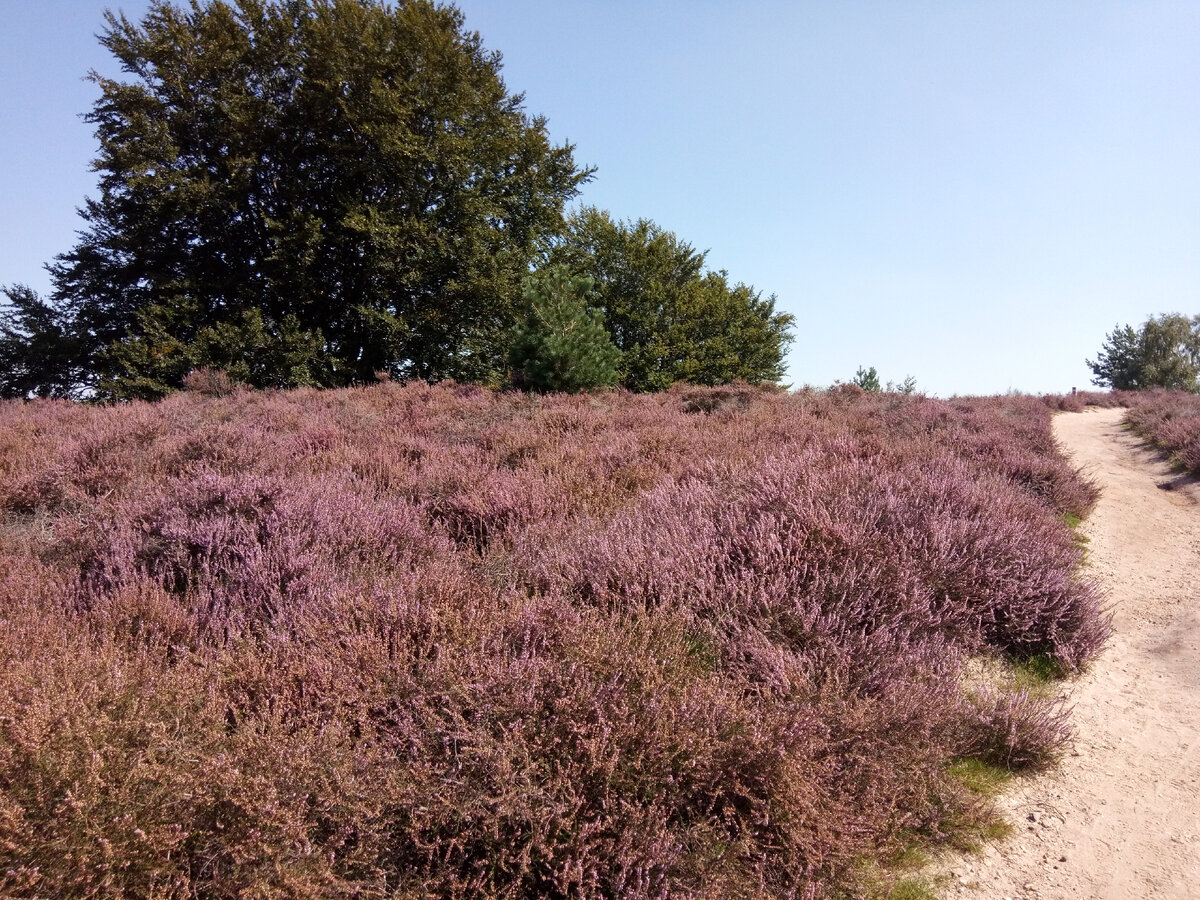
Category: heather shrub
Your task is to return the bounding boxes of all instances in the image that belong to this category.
[1038,390,1130,412]
[1124,389,1200,476]
[0,384,1108,898]
[182,366,238,397]
[515,445,1104,672]
[1048,391,1086,412]
[961,688,1073,772]
[671,380,774,415]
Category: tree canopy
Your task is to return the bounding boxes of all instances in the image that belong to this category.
[7,0,589,400]
[541,207,794,392]
[1087,314,1200,392]
[1,3,800,401]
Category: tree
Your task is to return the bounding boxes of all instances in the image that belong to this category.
[541,207,794,392]
[1087,314,1200,392]
[883,374,918,395]
[99,304,328,401]
[28,0,590,399]
[508,265,620,393]
[0,285,89,399]
[1137,314,1200,390]
[1087,323,1149,390]
[851,365,881,392]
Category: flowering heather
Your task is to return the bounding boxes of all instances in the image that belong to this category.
[1124,389,1200,476]
[1036,390,1130,413]
[0,383,1108,898]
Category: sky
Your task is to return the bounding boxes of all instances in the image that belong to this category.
[2,1,1198,396]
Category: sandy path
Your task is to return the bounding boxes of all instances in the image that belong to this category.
[940,407,1200,899]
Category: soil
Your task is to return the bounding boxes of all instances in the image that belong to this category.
[936,407,1200,899]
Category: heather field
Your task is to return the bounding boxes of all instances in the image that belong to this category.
[0,383,1110,899]
[1123,390,1200,477]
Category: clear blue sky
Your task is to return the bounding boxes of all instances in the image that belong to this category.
[3,1,1197,396]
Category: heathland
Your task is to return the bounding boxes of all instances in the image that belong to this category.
[0,383,1125,898]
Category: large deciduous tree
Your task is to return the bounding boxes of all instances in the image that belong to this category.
[1088,314,1200,392]
[26,0,590,399]
[542,207,794,392]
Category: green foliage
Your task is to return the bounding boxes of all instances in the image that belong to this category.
[101,305,328,401]
[0,284,89,399]
[1060,510,1091,557]
[945,758,1012,798]
[32,0,590,399]
[1007,653,1066,692]
[542,207,794,392]
[885,878,941,900]
[192,310,326,389]
[1088,314,1200,392]
[1087,324,1142,390]
[508,266,620,393]
[852,365,881,392]
[1139,314,1200,390]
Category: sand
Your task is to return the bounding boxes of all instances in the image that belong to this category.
[939,407,1200,899]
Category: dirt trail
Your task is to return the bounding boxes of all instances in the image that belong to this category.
[940,407,1200,899]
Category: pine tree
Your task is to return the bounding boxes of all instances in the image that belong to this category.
[852,366,881,392]
[508,266,620,393]
[1088,315,1200,392]
[0,285,87,399]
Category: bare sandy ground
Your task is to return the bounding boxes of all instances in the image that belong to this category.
[937,407,1200,899]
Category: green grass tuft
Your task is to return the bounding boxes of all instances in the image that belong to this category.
[1007,652,1066,691]
[947,758,1013,798]
[886,878,941,900]
[1060,511,1092,556]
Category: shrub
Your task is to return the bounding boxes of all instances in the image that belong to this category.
[962,688,1073,772]
[182,367,238,397]
[0,384,1108,898]
[1124,389,1200,476]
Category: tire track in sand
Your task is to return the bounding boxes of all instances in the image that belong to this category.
[942,407,1200,899]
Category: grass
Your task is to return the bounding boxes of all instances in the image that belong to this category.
[947,757,1014,799]
[840,849,950,900]
[841,756,1019,900]
[837,860,946,900]
[1008,652,1068,692]
[1060,511,1092,558]
[885,879,943,900]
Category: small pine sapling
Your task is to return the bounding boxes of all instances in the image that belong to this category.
[509,265,621,393]
[853,365,882,392]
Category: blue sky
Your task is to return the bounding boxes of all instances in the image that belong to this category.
[3,1,1197,395]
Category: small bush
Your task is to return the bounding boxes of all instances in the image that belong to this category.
[181,367,237,397]
[962,687,1073,772]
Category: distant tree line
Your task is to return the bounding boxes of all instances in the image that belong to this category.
[0,0,792,400]
[1088,314,1200,393]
